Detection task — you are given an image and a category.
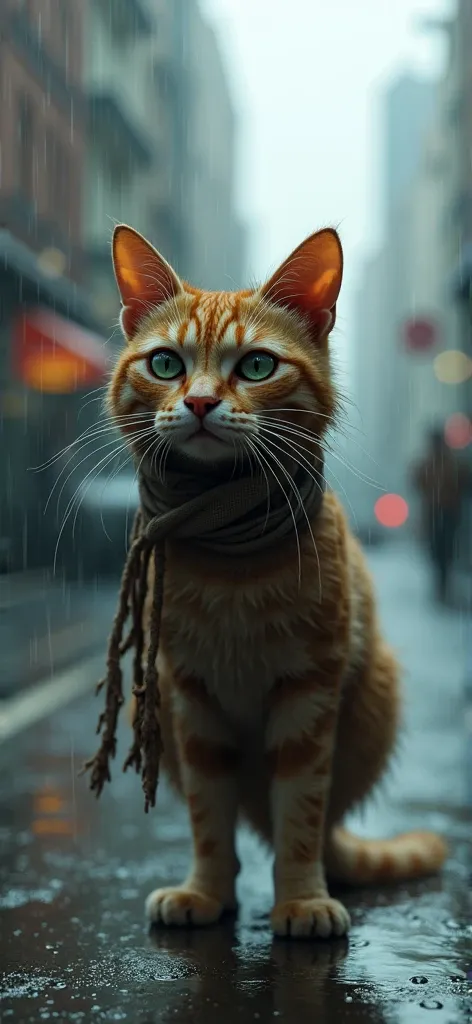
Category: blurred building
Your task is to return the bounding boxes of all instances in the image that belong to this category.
[444,1,472,372]
[179,1,246,290]
[83,0,246,329]
[0,0,85,286]
[350,74,437,530]
[82,0,156,327]
[351,8,472,542]
[0,0,109,574]
[383,76,434,234]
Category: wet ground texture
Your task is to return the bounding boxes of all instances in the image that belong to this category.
[1,543,471,1023]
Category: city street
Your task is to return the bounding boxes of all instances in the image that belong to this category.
[0,542,471,1023]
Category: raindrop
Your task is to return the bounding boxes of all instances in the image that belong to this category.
[411,976,429,985]
[420,1000,443,1010]
[445,919,460,930]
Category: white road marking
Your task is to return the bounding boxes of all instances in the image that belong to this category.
[0,655,104,742]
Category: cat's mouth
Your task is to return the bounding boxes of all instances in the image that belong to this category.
[193,425,215,436]
[178,423,236,460]
[185,427,228,446]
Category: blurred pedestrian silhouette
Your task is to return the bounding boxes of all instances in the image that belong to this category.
[412,427,471,604]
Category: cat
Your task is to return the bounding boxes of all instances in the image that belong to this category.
[108,224,447,939]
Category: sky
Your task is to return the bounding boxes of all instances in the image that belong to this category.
[201,0,452,372]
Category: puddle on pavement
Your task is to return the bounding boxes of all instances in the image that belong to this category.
[1,703,471,1022]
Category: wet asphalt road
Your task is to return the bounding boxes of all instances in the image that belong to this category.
[1,542,471,1023]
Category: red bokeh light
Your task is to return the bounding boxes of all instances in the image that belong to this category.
[374,493,409,529]
[444,413,472,450]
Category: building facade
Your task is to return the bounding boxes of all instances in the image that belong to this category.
[350,21,472,541]
[0,0,104,573]
[82,0,246,329]
[81,0,157,327]
[0,0,89,290]
[349,74,443,533]
[179,1,246,291]
[446,1,472,373]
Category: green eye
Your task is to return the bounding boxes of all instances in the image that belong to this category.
[236,351,277,382]
[150,349,185,380]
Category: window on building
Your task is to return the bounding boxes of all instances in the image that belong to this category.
[18,94,34,200]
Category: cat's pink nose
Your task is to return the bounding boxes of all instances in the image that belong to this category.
[184,395,221,419]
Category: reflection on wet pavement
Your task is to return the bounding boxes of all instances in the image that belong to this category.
[1,547,472,1022]
[1,712,471,1023]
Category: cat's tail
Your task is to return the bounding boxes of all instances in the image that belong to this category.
[326,826,448,885]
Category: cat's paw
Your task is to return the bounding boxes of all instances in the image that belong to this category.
[146,887,225,927]
[271,897,351,939]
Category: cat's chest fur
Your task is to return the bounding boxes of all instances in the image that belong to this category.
[161,568,314,722]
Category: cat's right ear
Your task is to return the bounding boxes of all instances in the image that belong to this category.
[112,225,182,340]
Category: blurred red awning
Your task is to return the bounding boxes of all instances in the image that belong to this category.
[14,308,110,393]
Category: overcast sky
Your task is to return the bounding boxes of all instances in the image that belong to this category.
[201,0,452,372]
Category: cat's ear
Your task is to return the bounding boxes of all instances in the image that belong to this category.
[259,228,343,343]
[112,225,183,340]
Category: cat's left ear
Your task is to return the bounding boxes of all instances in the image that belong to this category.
[259,228,343,343]
[112,225,183,340]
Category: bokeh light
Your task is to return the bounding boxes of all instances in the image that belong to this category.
[444,413,472,449]
[37,247,67,278]
[374,494,409,529]
[433,350,472,385]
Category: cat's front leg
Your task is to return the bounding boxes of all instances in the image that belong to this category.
[146,678,240,927]
[267,672,350,939]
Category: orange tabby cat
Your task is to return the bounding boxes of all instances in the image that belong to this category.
[109,224,447,939]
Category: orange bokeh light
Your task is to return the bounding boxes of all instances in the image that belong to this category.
[374,493,409,528]
[32,819,75,836]
[444,413,472,449]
